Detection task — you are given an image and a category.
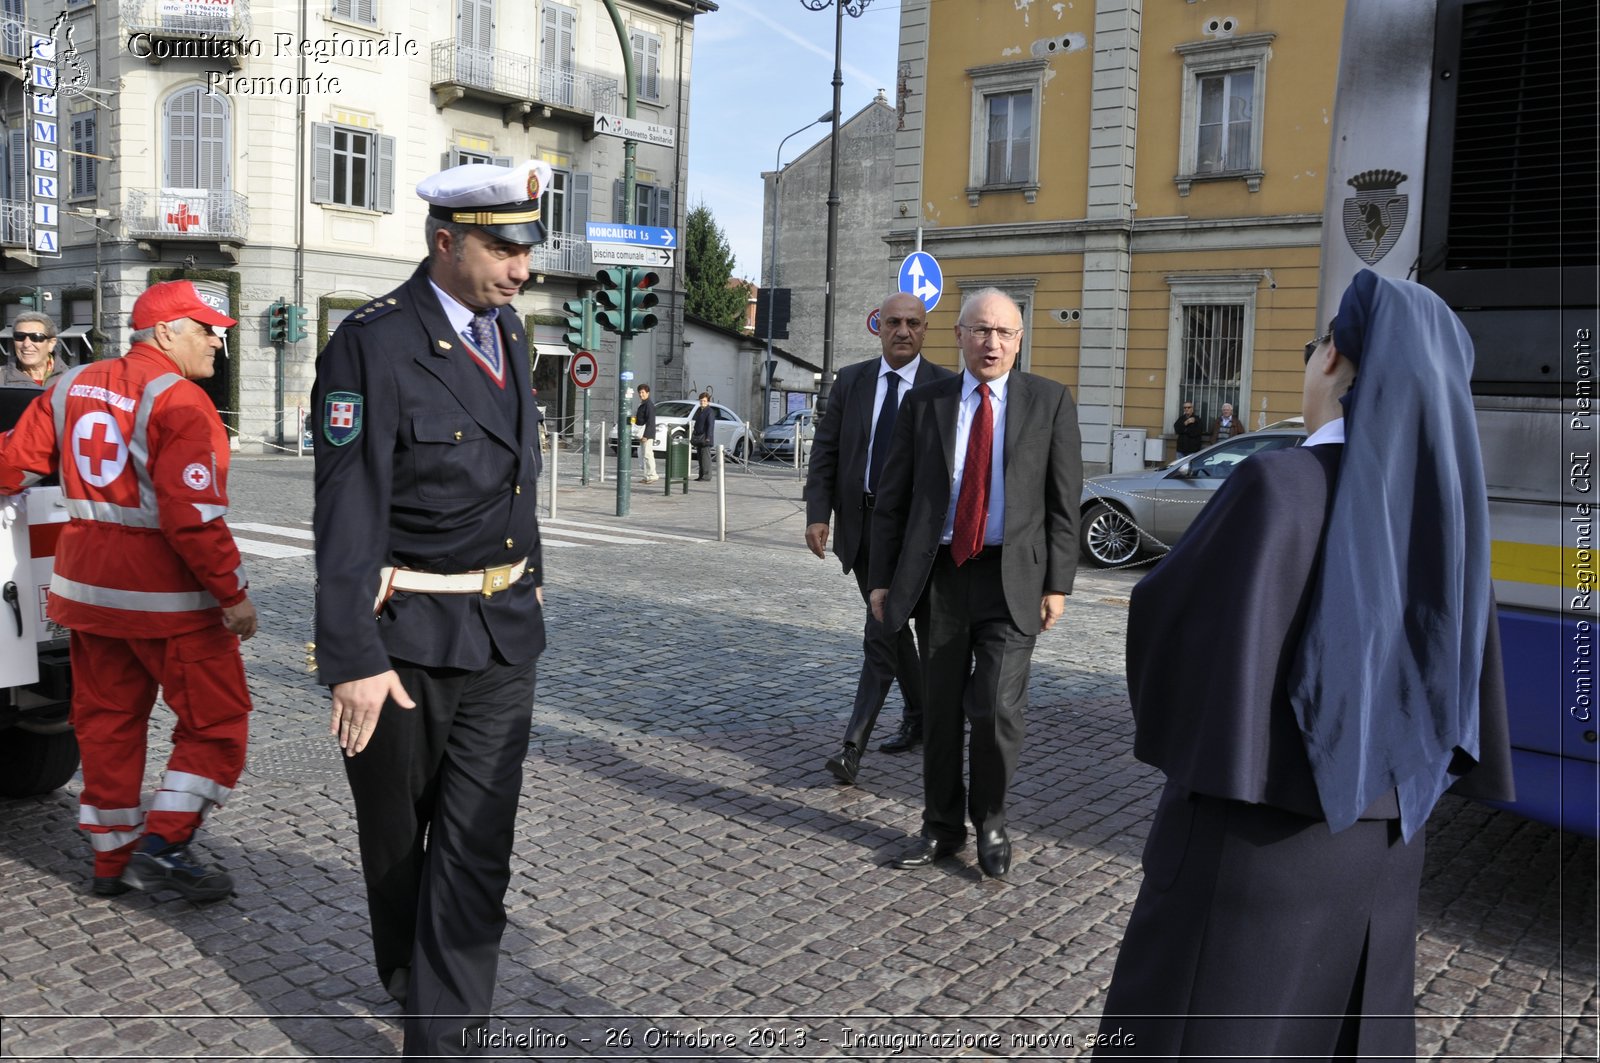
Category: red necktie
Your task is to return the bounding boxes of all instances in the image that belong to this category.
[951,382,992,565]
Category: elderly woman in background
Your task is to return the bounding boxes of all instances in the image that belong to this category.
[3,312,65,387]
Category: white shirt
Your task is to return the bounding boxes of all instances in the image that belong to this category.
[1303,417,1346,448]
[863,354,922,492]
[940,370,1009,546]
[428,279,479,339]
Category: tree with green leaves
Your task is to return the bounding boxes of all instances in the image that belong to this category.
[683,202,749,330]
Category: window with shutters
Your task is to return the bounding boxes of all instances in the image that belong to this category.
[965,60,1045,205]
[164,86,230,191]
[613,180,673,228]
[543,168,569,234]
[311,122,396,212]
[330,0,376,26]
[444,148,511,168]
[1173,32,1273,195]
[630,29,661,103]
[70,112,96,197]
[539,2,576,107]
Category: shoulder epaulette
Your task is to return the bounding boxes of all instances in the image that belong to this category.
[346,295,403,326]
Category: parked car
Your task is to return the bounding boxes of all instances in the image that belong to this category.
[1079,421,1307,567]
[608,398,756,461]
[760,408,815,460]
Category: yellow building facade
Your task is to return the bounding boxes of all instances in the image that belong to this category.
[891,0,1345,470]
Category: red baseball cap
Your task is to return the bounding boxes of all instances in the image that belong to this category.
[131,280,238,330]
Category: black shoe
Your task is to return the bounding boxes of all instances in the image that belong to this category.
[92,876,131,897]
[123,838,234,902]
[977,827,1012,878]
[383,966,410,1005]
[878,720,923,754]
[825,744,861,785]
[892,835,961,869]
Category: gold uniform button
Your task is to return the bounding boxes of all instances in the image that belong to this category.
[505,538,515,548]
[514,485,522,494]
[454,431,463,441]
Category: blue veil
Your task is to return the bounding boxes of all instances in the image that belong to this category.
[1289,269,1493,841]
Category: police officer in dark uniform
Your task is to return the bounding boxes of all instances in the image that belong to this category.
[311,159,550,1057]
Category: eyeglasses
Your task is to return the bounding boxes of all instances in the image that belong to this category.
[13,331,51,344]
[960,325,1021,342]
[1303,333,1332,364]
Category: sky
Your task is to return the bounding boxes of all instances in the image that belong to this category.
[685,0,904,283]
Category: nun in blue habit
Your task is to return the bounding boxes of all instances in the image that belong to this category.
[1094,270,1514,1062]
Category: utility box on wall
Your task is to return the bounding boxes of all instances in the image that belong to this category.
[1111,428,1147,473]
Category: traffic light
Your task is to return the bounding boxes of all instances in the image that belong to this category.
[268,299,288,343]
[593,268,629,335]
[629,270,660,335]
[285,303,307,344]
[562,297,589,354]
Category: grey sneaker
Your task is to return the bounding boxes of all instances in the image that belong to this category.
[123,840,233,902]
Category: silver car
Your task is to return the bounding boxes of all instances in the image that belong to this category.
[760,408,814,459]
[608,398,756,460]
[1079,422,1307,567]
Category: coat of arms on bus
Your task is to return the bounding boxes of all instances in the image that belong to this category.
[1342,169,1409,266]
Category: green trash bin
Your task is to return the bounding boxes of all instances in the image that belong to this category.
[665,428,690,494]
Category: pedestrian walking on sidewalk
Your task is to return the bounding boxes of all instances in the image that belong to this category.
[634,383,658,483]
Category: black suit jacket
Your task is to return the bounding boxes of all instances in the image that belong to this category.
[803,355,953,573]
[869,370,1083,637]
[311,261,545,686]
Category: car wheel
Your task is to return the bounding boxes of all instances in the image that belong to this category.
[0,725,79,797]
[1081,502,1143,567]
[733,437,747,461]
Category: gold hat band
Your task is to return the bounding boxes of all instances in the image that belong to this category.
[448,207,542,225]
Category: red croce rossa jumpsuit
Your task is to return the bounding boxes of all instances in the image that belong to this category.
[0,343,252,877]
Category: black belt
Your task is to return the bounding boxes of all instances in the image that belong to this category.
[939,543,1003,562]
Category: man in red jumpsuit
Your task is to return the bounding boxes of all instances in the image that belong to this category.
[0,279,258,901]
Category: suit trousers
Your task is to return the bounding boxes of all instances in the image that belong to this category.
[915,548,1034,843]
[840,514,924,750]
[342,654,537,1058]
[1095,782,1423,1061]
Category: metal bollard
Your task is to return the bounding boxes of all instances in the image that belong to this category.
[716,445,727,542]
[599,420,606,484]
[547,430,559,519]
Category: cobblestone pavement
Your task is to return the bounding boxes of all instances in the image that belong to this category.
[0,451,1594,1061]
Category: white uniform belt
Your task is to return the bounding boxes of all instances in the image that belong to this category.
[375,558,529,612]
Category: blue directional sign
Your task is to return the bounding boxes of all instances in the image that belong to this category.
[585,222,677,249]
[899,251,942,312]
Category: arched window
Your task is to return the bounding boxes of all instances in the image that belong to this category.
[164,85,229,190]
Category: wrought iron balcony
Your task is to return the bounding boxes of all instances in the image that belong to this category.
[1,12,26,63]
[126,188,249,258]
[0,198,30,248]
[429,40,618,127]
[531,232,591,278]
[122,0,252,61]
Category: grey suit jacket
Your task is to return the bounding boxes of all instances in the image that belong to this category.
[868,370,1083,637]
[803,355,954,574]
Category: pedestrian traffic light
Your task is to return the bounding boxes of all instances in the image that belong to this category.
[268,299,289,344]
[284,303,307,344]
[593,268,629,335]
[628,270,660,335]
[562,297,589,354]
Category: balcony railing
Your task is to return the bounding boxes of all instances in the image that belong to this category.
[121,0,252,40]
[532,232,591,277]
[430,39,618,118]
[0,199,31,248]
[1,14,25,61]
[126,188,250,243]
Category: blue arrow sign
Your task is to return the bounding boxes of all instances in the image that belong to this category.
[585,222,677,248]
[899,251,942,311]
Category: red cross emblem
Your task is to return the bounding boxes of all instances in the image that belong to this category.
[72,413,128,487]
[167,204,200,232]
[330,402,354,429]
[81,420,121,477]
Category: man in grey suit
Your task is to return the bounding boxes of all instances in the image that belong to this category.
[805,292,954,785]
[870,288,1082,878]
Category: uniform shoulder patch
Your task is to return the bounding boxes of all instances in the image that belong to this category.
[346,297,401,326]
[323,391,364,447]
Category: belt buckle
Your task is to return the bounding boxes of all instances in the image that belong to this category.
[481,563,515,598]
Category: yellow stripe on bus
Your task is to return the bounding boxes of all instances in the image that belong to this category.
[1492,540,1576,588]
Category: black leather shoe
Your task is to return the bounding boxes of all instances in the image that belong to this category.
[878,720,922,754]
[383,966,410,1005]
[92,876,131,897]
[977,828,1012,878]
[825,744,861,785]
[892,836,961,869]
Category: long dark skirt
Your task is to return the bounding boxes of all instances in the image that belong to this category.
[1094,782,1425,1061]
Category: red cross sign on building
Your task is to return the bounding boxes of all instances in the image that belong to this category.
[72,412,129,488]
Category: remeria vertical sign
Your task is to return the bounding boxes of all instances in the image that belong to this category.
[26,30,60,257]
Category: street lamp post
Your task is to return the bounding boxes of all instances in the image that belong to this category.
[800,0,872,418]
[764,109,834,430]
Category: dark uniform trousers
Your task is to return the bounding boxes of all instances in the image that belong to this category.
[841,506,924,750]
[343,654,537,1058]
[916,547,1032,844]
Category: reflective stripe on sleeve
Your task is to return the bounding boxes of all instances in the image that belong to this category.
[191,502,227,523]
[50,572,219,613]
[63,496,160,528]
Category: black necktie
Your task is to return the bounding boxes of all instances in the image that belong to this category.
[868,372,900,493]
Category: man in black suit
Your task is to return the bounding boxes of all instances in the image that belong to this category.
[312,160,548,1056]
[690,392,715,480]
[869,288,1082,878]
[805,292,954,785]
